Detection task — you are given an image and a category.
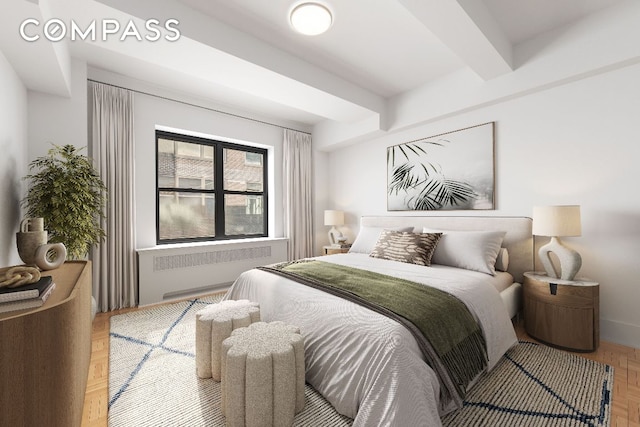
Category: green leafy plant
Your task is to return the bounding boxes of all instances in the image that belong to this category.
[22,144,107,259]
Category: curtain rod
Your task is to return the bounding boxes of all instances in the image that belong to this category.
[87,78,312,135]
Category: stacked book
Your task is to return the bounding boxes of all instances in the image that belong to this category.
[0,275,56,314]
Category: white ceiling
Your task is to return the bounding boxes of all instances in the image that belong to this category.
[482,0,623,44]
[178,0,465,98]
[178,0,622,96]
[1,0,637,149]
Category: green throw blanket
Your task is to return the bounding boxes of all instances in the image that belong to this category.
[258,259,488,410]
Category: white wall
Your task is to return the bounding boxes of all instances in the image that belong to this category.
[27,59,87,160]
[326,62,640,348]
[0,51,28,266]
[313,150,331,255]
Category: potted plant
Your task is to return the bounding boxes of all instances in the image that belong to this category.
[22,144,107,260]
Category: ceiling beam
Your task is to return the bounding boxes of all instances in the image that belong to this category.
[0,0,71,96]
[399,0,513,81]
[80,0,385,124]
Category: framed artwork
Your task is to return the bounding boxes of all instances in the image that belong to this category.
[387,122,495,211]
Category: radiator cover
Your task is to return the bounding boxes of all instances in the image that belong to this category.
[137,238,288,305]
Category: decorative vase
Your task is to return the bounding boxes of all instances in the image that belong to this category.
[16,218,47,266]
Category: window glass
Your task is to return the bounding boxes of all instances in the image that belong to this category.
[158,138,174,153]
[245,152,263,165]
[178,178,203,189]
[246,182,262,192]
[224,148,263,191]
[158,176,175,188]
[225,194,264,236]
[176,141,202,157]
[158,140,214,190]
[158,191,215,240]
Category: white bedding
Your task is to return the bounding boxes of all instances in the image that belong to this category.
[224,253,518,426]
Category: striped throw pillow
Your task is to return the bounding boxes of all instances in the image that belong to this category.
[369,230,442,266]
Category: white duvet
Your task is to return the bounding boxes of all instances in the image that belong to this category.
[224,253,517,426]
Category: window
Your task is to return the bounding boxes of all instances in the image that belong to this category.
[156,130,268,243]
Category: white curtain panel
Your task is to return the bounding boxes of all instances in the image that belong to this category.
[283,129,313,260]
[89,82,137,311]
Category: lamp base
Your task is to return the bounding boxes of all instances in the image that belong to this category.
[328,227,343,246]
[538,236,582,281]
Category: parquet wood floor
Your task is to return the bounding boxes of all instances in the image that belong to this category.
[80,304,640,427]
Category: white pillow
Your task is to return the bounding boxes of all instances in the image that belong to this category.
[349,226,414,254]
[422,228,506,275]
[495,248,509,272]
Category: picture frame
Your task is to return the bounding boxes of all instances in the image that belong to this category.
[387,122,495,211]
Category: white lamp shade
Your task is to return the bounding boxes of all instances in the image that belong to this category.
[532,205,582,237]
[324,210,344,226]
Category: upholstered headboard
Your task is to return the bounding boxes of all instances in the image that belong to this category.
[360,216,533,283]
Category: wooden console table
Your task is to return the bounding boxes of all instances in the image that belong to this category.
[0,261,92,427]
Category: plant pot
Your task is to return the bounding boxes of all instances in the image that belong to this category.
[16,231,48,265]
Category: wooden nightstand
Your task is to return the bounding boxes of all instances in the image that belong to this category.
[323,245,350,255]
[523,272,599,352]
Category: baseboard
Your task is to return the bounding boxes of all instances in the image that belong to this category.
[600,318,640,349]
[162,282,231,303]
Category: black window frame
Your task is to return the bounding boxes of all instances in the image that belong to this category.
[156,130,268,244]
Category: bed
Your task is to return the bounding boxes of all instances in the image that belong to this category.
[224,216,533,426]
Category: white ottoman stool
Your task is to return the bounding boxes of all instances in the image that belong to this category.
[221,321,305,427]
[195,299,260,380]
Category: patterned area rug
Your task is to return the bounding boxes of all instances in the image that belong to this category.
[109,295,613,426]
[442,341,613,427]
[108,294,351,426]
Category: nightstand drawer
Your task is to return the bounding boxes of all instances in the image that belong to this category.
[523,272,599,352]
[524,281,598,309]
[524,297,595,351]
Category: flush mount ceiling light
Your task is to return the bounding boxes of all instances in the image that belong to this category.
[290,2,333,36]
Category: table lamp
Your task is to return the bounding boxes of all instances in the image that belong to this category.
[532,205,582,280]
[324,210,344,246]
